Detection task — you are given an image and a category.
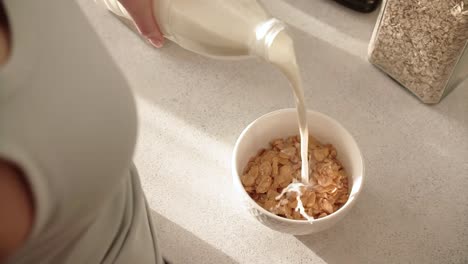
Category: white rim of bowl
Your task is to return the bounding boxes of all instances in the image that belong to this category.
[232,108,365,224]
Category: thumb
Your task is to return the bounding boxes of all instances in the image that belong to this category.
[119,0,164,48]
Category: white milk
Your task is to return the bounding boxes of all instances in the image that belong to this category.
[101,0,313,220]
[267,31,313,221]
[101,0,282,59]
[267,31,309,185]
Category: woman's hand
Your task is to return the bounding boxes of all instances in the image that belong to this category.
[118,0,164,48]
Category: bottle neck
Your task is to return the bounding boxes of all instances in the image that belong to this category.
[252,18,286,60]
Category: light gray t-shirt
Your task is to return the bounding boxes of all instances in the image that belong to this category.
[0,0,163,263]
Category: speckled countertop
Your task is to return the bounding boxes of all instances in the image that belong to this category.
[78,1,468,263]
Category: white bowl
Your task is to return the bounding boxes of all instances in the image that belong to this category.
[232,108,364,235]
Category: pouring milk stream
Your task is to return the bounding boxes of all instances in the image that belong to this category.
[101,0,313,220]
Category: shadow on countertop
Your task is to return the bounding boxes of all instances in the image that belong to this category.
[133,24,468,264]
[108,0,467,147]
[89,4,468,263]
[134,23,468,263]
[293,187,391,264]
[150,210,238,264]
[294,183,468,264]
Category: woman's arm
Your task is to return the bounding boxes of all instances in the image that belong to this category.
[0,4,32,262]
[0,160,34,263]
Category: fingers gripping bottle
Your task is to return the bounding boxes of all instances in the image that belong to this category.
[100,0,287,60]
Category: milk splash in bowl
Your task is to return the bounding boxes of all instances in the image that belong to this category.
[275,181,314,222]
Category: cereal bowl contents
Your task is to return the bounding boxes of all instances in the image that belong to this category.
[232,109,364,235]
[241,135,349,221]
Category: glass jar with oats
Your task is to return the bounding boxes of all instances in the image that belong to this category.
[369,0,468,104]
